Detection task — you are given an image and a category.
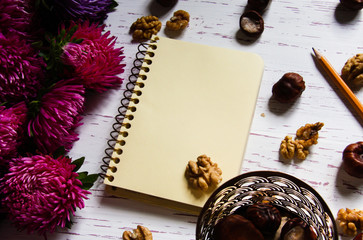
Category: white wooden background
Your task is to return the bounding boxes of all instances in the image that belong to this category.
[1,0,362,239]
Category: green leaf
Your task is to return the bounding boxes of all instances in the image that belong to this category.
[76,171,88,180]
[82,174,99,183]
[52,147,66,158]
[81,183,94,190]
[77,173,99,190]
[72,157,85,172]
[72,38,83,44]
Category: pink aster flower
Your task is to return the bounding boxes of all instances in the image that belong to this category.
[28,79,85,154]
[0,33,45,104]
[60,21,125,92]
[0,154,90,235]
[0,0,32,37]
[0,102,28,162]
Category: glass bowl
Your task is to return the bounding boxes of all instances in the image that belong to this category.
[196,171,338,240]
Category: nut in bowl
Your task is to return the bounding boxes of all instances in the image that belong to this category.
[196,171,338,240]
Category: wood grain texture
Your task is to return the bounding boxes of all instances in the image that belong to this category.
[0,0,362,239]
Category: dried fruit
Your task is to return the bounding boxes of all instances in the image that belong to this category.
[166,10,190,31]
[213,214,264,240]
[342,142,363,178]
[340,0,363,10]
[245,202,281,235]
[341,54,363,87]
[280,218,317,240]
[272,72,305,103]
[247,0,271,12]
[239,10,264,37]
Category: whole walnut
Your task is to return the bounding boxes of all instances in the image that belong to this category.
[272,72,306,103]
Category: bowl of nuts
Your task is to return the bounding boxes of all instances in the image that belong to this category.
[196,171,338,240]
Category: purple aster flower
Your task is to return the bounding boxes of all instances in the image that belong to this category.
[0,154,90,235]
[60,21,125,92]
[0,33,45,104]
[0,0,32,37]
[27,79,85,154]
[53,0,117,23]
[0,102,28,162]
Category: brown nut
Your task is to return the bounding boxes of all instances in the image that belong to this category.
[247,0,271,12]
[166,10,190,31]
[245,202,281,236]
[353,233,363,240]
[340,0,363,10]
[239,10,264,37]
[272,72,306,103]
[156,0,178,7]
[280,218,317,240]
[341,54,363,87]
[213,214,264,240]
[342,141,363,178]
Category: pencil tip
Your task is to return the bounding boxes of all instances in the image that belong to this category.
[312,48,321,58]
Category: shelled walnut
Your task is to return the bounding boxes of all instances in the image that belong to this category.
[122,225,153,240]
[166,10,190,31]
[279,122,324,160]
[337,208,363,236]
[341,54,363,87]
[185,155,222,191]
[130,16,162,41]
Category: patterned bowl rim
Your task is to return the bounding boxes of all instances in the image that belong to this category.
[196,170,338,240]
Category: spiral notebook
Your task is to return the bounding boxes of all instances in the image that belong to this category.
[102,36,264,214]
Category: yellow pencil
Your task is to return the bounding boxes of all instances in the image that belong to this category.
[312,48,363,121]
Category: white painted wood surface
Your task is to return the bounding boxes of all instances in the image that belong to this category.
[1,0,362,239]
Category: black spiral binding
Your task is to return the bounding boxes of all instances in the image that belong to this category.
[100,37,158,181]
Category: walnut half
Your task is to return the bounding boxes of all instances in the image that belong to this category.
[122,225,153,240]
[279,122,324,160]
[337,208,363,236]
[185,155,222,191]
[130,16,162,41]
[166,10,190,31]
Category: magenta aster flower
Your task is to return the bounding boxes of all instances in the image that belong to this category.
[0,102,28,162]
[60,21,125,92]
[28,79,85,154]
[0,154,90,235]
[0,33,45,104]
[0,0,32,37]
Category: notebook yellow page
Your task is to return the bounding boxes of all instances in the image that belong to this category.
[103,36,264,214]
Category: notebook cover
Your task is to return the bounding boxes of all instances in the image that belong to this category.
[103,36,264,213]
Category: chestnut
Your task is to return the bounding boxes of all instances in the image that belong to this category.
[340,0,363,10]
[156,0,177,7]
[239,10,264,37]
[342,142,363,178]
[280,218,317,240]
[213,214,264,240]
[248,0,271,12]
[245,202,282,235]
[272,72,306,103]
[353,233,363,240]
